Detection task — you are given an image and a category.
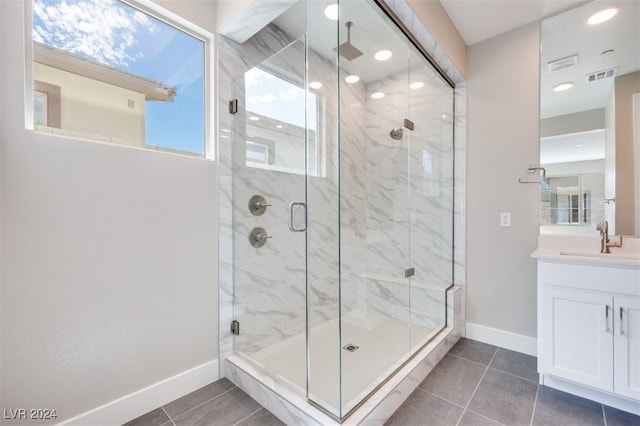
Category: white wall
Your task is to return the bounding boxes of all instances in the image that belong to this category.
[466,22,541,344]
[1,1,218,424]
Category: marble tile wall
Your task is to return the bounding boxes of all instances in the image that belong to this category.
[218,20,367,367]
[218,0,468,381]
[349,63,455,326]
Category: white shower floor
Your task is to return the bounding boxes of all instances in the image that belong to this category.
[250,310,440,414]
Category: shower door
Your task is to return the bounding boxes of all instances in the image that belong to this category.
[229,38,312,392]
[226,0,454,420]
[307,0,454,418]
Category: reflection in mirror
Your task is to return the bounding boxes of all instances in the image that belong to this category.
[540,0,640,236]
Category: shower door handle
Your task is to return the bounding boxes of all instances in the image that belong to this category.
[288,201,307,232]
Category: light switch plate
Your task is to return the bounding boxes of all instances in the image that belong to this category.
[500,212,511,227]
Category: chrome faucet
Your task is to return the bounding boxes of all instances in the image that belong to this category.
[596,220,623,253]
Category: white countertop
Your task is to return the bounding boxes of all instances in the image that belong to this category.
[532,235,640,268]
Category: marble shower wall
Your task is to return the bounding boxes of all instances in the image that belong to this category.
[218,0,464,377]
[354,63,455,330]
[218,21,368,359]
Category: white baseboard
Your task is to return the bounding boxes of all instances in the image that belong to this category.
[465,323,537,356]
[59,359,219,426]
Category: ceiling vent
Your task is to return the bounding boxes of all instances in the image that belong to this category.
[548,54,578,73]
[585,68,617,82]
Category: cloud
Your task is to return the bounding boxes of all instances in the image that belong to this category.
[277,87,303,101]
[32,0,157,67]
[244,66,274,88]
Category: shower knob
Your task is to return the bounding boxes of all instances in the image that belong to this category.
[249,227,272,248]
[248,195,271,216]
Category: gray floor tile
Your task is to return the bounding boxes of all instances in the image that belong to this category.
[123,408,171,426]
[418,354,486,406]
[532,386,604,426]
[458,410,503,426]
[385,388,463,426]
[603,405,640,426]
[490,348,538,382]
[467,368,538,425]
[173,387,262,426]
[448,338,498,366]
[164,378,236,419]
[236,408,285,426]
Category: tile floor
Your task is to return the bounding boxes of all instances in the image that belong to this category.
[124,338,640,426]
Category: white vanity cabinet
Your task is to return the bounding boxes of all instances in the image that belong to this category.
[536,259,640,413]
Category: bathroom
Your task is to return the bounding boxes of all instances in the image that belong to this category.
[1,0,638,425]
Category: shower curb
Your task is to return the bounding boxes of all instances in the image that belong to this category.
[226,286,463,425]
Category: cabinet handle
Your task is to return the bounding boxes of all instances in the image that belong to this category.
[619,307,624,336]
[605,305,610,332]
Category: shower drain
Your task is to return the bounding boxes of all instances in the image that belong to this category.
[342,343,359,352]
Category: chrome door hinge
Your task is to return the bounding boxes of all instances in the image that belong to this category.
[229,99,238,114]
[231,320,240,335]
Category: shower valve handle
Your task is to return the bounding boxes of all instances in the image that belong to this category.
[249,195,271,216]
[249,227,271,248]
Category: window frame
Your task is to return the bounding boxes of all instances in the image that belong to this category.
[24,0,215,159]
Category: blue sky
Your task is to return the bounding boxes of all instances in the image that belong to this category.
[32,0,205,155]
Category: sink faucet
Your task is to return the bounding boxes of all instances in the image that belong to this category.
[596,220,623,253]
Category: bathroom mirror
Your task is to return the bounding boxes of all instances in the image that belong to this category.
[539,0,640,236]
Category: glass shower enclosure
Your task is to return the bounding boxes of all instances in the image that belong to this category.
[226,0,454,419]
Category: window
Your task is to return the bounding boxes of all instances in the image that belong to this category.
[34,91,47,126]
[31,0,209,156]
[244,66,321,176]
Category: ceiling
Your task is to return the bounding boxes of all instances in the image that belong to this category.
[540,0,640,118]
[270,0,638,166]
[274,0,432,84]
[440,0,588,46]
[540,129,605,164]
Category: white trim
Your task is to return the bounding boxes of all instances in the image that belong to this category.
[465,322,537,356]
[541,374,640,415]
[58,359,219,426]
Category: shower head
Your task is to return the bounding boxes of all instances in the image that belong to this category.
[333,21,363,61]
[389,128,403,140]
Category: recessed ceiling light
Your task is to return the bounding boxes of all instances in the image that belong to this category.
[374,50,393,61]
[345,75,360,84]
[249,116,260,121]
[324,4,338,20]
[371,92,385,99]
[553,82,573,92]
[575,143,584,147]
[221,128,230,133]
[410,82,424,89]
[587,7,618,25]
[309,81,323,89]
[276,124,283,129]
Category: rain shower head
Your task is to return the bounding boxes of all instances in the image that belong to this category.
[333,21,363,61]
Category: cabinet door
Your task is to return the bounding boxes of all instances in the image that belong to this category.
[614,295,640,400]
[540,287,614,391]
